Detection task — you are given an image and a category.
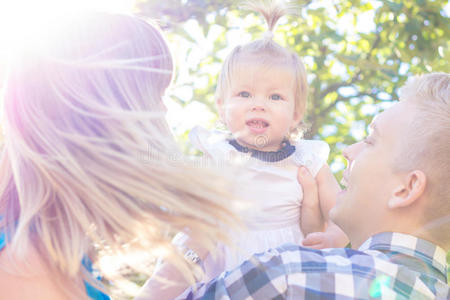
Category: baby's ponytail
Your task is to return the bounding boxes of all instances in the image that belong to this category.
[243,1,298,41]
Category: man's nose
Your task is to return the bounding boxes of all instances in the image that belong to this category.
[342,141,363,163]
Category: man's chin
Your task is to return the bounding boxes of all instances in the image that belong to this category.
[329,206,338,222]
[329,205,344,228]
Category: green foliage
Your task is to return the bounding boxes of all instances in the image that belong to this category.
[448,253,450,283]
[136,0,449,178]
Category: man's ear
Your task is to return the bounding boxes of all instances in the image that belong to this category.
[388,170,427,209]
[216,97,226,122]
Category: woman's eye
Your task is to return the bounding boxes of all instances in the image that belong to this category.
[270,94,282,100]
[238,91,251,98]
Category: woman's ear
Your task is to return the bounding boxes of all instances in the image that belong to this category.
[388,170,427,209]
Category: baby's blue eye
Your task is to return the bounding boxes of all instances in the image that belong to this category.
[270,94,282,101]
[238,91,251,98]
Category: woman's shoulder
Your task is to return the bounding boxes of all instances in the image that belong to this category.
[0,246,71,299]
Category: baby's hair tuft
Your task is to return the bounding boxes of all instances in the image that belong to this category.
[243,0,299,33]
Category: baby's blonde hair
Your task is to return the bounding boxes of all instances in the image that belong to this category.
[216,1,308,133]
[397,72,450,249]
[0,13,237,298]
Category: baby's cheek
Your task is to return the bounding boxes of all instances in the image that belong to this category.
[225,106,239,119]
[227,121,244,136]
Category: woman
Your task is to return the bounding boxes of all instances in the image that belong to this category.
[0,13,237,299]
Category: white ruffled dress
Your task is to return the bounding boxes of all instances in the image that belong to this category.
[189,126,330,280]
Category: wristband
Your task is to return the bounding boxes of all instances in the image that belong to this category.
[184,248,202,265]
[172,232,203,267]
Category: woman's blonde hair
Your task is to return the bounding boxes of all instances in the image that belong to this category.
[216,1,308,134]
[397,72,450,249]
[0,13,237,298]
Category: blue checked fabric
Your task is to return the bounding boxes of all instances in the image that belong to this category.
[178,232,449,299]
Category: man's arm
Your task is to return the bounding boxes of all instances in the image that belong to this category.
[176,244,366,300]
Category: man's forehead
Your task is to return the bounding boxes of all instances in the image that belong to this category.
[368,110,384,135]
[368,102,414,134]
[367,120,379,135]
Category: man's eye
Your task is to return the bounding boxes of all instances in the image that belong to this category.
[238,91,251,98]
[363,137,373,145]
[270,94,282,101]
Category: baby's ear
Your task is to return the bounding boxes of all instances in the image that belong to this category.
[291,109,304,129]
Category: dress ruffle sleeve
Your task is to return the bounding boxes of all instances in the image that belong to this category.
[188,126,234,162]
[292,139,330,177]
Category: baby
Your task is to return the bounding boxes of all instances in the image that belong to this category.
[189,2,348,280]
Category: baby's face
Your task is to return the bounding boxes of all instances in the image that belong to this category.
[218,62,301,151]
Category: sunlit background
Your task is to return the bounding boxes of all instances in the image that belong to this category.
[0,0,138,101]
[0,1,448,165]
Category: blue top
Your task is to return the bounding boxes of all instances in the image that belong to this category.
[0,227,110,299]
[179,232,449,299]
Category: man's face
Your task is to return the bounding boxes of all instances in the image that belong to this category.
[330,101,416,244]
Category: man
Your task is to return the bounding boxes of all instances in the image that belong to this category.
[179,73,450,299]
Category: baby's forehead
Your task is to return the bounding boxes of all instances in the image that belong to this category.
[231,63,296,84]
[233,52,294,69]
[231,57,297,79]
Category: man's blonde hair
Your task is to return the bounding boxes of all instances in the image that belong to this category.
[216,1,308,133]
[398,72,450,249]
[0,13,237,298]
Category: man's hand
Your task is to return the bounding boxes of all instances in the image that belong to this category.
[302,232,333,249]
[302,222,349,249]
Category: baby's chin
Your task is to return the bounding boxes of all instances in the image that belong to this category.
[234,132,284,151]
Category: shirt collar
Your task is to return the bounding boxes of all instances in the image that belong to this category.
[228,139,295,162]
[359,232,448,281]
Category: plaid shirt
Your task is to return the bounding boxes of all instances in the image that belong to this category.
[179,232,449,299]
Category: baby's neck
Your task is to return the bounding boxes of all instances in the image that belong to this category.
[233,139,288,152]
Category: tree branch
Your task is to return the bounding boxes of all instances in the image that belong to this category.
[320,92,377,118]
[318,31,381,100]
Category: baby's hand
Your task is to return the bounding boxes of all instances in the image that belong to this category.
[302,231,336,249]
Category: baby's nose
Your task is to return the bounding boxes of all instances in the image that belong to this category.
[251,104,266,111]
[251,97,267,111]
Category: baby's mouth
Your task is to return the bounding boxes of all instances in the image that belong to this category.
[246,119,269,128]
